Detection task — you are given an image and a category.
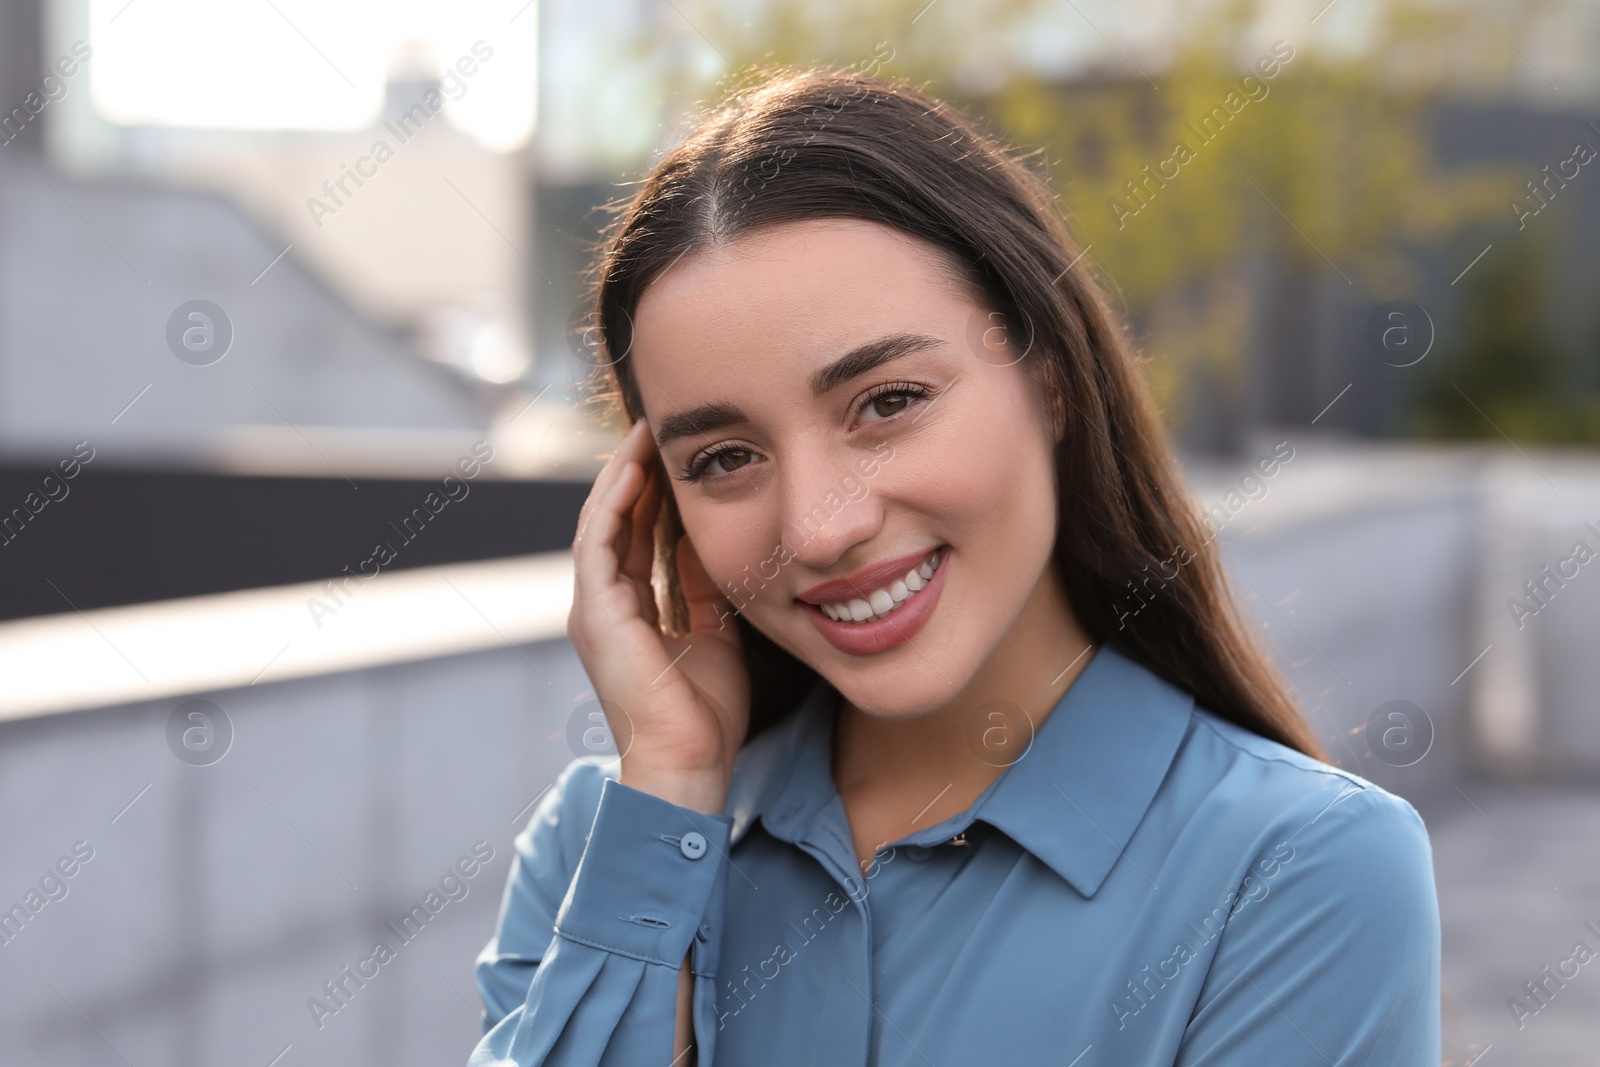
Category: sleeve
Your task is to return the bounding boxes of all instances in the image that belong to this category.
[1176,783,1441,1065]
[468,761,735,1066]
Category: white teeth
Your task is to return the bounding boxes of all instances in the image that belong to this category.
[820,549,943,624]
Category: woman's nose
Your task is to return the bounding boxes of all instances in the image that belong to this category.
[779,449,885,571]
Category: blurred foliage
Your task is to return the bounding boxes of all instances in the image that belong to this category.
[981,46,1510,429]
[1408,230,1600,444]
[638,0,1592,443]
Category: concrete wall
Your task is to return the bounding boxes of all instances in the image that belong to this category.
[0,637,591,1067]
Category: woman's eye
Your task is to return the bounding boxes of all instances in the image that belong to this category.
[871,394,910,418]
[860,385,928,423]
[681,385,929,485]
[682,446,757,483]
[870,395,908,419]
[715,448,754,473]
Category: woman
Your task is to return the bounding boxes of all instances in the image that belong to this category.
[469,65,1440,1066]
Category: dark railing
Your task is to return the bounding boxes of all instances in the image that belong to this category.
[0,466,588,622]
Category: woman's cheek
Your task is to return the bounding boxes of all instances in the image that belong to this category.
[893,425,996,516]
[680,504,756,584]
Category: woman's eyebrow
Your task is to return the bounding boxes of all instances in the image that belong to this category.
[807,332,947,398]
[652,332,947,451]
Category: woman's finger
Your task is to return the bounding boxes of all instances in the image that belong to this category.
[679,532,735,637]
[576,419,647,543]
[623,462,664,629]
[572,457,645,620]
[621,459,662,586]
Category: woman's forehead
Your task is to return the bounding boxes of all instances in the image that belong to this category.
[630,219,978,390]
[639,219,969,320]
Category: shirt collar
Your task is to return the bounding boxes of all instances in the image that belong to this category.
[725,642,1196,898]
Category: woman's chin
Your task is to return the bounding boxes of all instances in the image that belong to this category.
[824,672,971,723]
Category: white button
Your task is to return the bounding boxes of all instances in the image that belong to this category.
[680,831,708,859]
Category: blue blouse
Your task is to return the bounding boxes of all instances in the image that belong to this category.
[469,643,1441,1065]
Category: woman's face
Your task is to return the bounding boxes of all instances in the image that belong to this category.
[631,217,1064,719]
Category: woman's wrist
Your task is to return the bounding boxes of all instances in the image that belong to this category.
[617,760,732,815]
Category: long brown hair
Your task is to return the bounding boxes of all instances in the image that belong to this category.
[579,64,1326,760]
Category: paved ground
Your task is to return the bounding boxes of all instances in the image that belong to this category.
[1429,781,1600,1066]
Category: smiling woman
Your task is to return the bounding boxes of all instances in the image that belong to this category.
[467,67,1441,1067]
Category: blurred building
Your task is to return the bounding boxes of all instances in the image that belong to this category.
[0,0,597,622]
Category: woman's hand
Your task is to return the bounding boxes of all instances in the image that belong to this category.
[567,418,751,814]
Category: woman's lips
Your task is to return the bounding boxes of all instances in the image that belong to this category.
[799,547,948,656]
[796,545,942,606]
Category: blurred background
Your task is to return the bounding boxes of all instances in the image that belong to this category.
[0,0,1597,1063]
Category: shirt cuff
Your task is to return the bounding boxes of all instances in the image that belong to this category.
[553,774,733,968]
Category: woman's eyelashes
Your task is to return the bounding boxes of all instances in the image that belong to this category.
[679,442,757,483]
[858,380,932,423]
[674,381,936,485]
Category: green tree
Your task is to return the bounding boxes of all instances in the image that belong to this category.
[1410,230,1600,443]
